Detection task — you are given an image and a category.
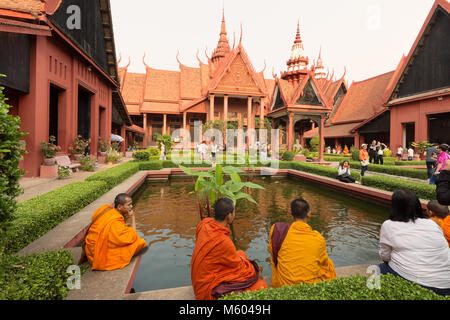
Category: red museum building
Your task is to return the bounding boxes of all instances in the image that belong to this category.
[0,0,135,177]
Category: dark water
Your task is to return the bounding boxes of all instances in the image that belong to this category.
[131,177,388,292]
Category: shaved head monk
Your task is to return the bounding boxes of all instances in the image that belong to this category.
[191,198,269,300]
[84,193,147,271]
[268,198,336,288]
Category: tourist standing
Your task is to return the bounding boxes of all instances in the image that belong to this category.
[378,190,450,296]
[369,140,378,164]
[359,144,369,177]
[396,145,404,161]
[159,142,166,160]
[436,161,450,205]
[431,144,450,185]
[210,137,219,166]
[425,144,439,181]
[407,146,414,161]
[376,142,387,165]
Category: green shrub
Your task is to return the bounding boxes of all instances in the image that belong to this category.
[310,137,319,152]
[146,147,160,157]
[362,175,436,200]
[137,160,163,171]
[323,156,350,163]
[282,151,294,161]
[0,250,75,300]
[0,78,27,230]
[279,161,361,182]
[78,155,96,172]
[395,161,426,166]
[85,161,140,188]
[351,149,360,161]
[349,162,427,180]
[133,150,150,161]
[220,274,449,300]
[4,181,109,253]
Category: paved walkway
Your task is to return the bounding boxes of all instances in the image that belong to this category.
[16,157,134,202]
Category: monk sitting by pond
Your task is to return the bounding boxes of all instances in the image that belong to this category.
[268,198,336,288]
[191,198,268,300]
[83,193,147,271]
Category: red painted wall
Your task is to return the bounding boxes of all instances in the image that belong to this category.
[10,34,114,177]
[390,95,450,150]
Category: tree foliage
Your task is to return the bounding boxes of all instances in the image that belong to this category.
[0,76,27,239]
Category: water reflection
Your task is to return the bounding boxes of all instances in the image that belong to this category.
[132,178,387,292]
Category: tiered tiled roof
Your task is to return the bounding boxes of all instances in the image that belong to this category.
[304,70,394,138]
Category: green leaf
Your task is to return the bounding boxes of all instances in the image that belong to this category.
[214,164,224,186]
[234,192,257,204]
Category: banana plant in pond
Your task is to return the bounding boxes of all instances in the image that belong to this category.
[179,164,265,220]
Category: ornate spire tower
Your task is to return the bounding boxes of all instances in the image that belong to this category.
[211,9,231,65]
[314,47,327,79]
[281,21,309,85]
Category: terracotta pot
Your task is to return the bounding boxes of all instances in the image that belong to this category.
[43,157,56,166]
[99,151,107,157]
[73,154,82,161]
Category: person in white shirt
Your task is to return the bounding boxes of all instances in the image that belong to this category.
[337,161,356,183]
[378,189,450,296]
[407,146,414,161]
[396,145,403,161]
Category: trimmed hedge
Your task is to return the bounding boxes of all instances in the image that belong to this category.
[0,250,76,300]
[220,274,449,300]
[349,161,428,180]
[395,161,426,166]
[362,175,436,200]
[279,161,361,182]
[85,161,140,189]
[4,180,109,254]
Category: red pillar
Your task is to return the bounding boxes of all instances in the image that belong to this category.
[319,115,325,163]
[287,113,294,151]
[120,126,126,154]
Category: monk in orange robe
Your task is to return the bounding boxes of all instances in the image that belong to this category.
[268,198,336,288]
[191,198,268,300]
[427,200,450,247]
[85,193,147,271]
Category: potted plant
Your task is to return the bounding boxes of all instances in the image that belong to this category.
[98,137,109,156]
[71,135,89,160]
[40,136,60,166]
[57,165,71,179]
[411,141,433,161]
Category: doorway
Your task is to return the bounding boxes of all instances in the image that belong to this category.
[77,87,91,140]
[428,112,450,145]
[49,85,60,145]
[403,122,415,148]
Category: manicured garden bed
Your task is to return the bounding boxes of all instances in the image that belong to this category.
[0,250,79,300]
[220,274,449,300]
[349,161,428,180]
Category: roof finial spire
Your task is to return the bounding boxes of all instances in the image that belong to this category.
[295,19,302,44]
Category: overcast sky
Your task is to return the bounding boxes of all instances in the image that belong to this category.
[110,0,436,84]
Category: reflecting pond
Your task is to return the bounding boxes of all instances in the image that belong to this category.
[131,177,388,292]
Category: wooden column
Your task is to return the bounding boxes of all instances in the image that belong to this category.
[247,97,253,129]
[319,115,325,162]
[223,95,228,123]
[260,99,265,127]
[143,113,148,148]
[120,125,126,154]
[183,112,187,148]
[209,94,215,122]
[288,113,294,151]
[163,114,167,135]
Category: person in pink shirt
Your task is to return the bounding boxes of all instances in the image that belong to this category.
[431,144,450,185]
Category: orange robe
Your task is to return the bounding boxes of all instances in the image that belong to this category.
[85,204,147,271]
[191,218,268,300]
[432,216,450,248]
[268,221,336,288]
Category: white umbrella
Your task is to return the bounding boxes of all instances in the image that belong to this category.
[111,134,124,142]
